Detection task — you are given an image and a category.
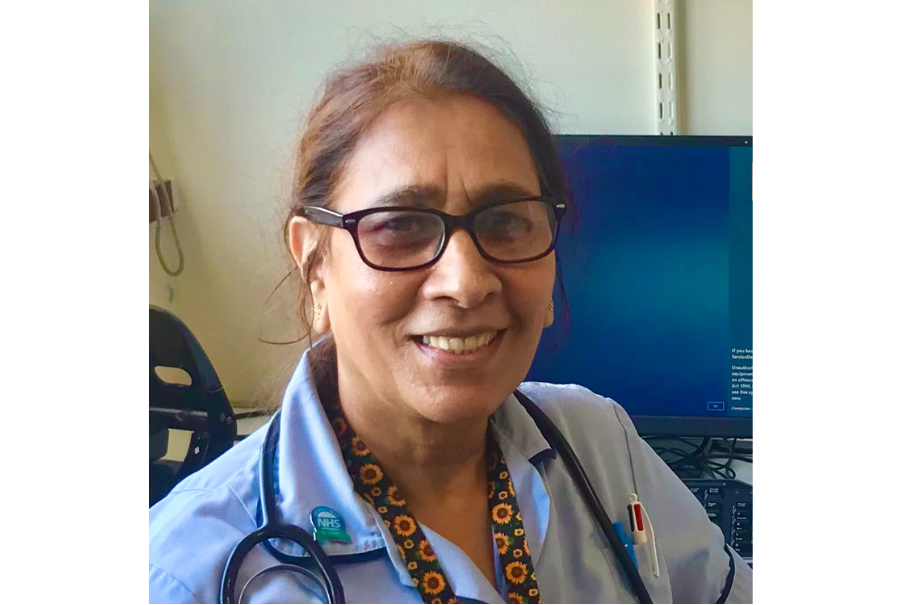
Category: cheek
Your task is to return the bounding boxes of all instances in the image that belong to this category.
[325,235,418,327]
[509,263,556,322]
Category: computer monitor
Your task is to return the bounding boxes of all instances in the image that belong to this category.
[527,136,753,438]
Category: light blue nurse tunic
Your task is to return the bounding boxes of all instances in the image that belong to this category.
[150,341,753,603]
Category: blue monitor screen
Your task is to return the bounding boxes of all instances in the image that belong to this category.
[527,136,752,437]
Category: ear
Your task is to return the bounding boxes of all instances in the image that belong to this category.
[288,216,331,334]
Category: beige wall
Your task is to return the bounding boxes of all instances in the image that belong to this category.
[682,0,753,135]
[149,0,753,407]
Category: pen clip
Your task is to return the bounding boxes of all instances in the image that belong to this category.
[627,493,647,544]
[628,493,660,577]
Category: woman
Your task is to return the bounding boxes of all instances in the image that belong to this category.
[149,40,753,604]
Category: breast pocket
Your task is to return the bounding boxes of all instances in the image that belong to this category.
[583,526,673,603]
[631,540,673,603]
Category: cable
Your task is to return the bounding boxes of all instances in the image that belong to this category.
[645,436,751,481]
[150,152,185,276]
[652,437,711,470]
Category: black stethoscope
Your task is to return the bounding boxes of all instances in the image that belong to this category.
[220,390,655,604]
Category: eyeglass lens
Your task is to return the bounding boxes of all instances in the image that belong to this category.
[355,200,556,269]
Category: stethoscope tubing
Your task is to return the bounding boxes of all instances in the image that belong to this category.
[221,393,652,604]
[512,390,653,604]
[220,411,344,603]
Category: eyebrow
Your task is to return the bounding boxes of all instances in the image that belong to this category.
[365,181,539,210]
[366,184,443,209]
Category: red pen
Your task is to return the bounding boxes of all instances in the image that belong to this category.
[628,493,660,577]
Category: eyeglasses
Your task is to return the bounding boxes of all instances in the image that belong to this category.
[301,196,567,272]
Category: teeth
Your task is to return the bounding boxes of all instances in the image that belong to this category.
[421,331,498,354]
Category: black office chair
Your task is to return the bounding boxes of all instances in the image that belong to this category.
[150,306,237,507]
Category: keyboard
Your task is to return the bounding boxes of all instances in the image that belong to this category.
[682,479,752,564]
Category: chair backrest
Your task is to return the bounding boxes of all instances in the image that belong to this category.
[150,306,237,506]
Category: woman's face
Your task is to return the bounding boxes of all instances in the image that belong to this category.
[302,94,555,425]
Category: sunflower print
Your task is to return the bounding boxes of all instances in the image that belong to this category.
[418,539,437,562]
[492,502,514,524]
[387,485,406,507]
[359,464,382,485]
[351,436,370,456]
[487,432,542,602]
[326,399,541,604]
[326,402,457,604]
[422,571,446,595]
[393,515,417,537]
[505,561,529,584]
[495,531,511,555]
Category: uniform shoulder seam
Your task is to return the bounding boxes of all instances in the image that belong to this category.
[166,479,257,527]
[608,399,640,491]
[519,381,619,411]
[165,442,261,524]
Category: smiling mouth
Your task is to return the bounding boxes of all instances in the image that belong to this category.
[415,330,502,355]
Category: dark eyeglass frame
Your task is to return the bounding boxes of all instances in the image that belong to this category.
[300,196,568,272]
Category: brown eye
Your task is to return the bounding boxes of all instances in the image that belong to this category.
[473,200,556,261]
[355,211,444,269]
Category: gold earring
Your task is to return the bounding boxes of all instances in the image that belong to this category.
[314,303,322,321]
[549,301,554,313]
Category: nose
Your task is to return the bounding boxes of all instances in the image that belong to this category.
[420,228,503,308]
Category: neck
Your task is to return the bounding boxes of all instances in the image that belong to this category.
[326,365,490,507]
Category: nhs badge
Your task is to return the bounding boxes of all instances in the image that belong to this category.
[310,506,352,543]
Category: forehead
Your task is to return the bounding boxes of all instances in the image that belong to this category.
[332,94,541,212]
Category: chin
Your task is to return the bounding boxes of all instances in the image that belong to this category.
[409,384,510,425]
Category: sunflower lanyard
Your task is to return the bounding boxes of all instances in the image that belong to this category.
[327,400,542,604]
[486,431,542,603]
